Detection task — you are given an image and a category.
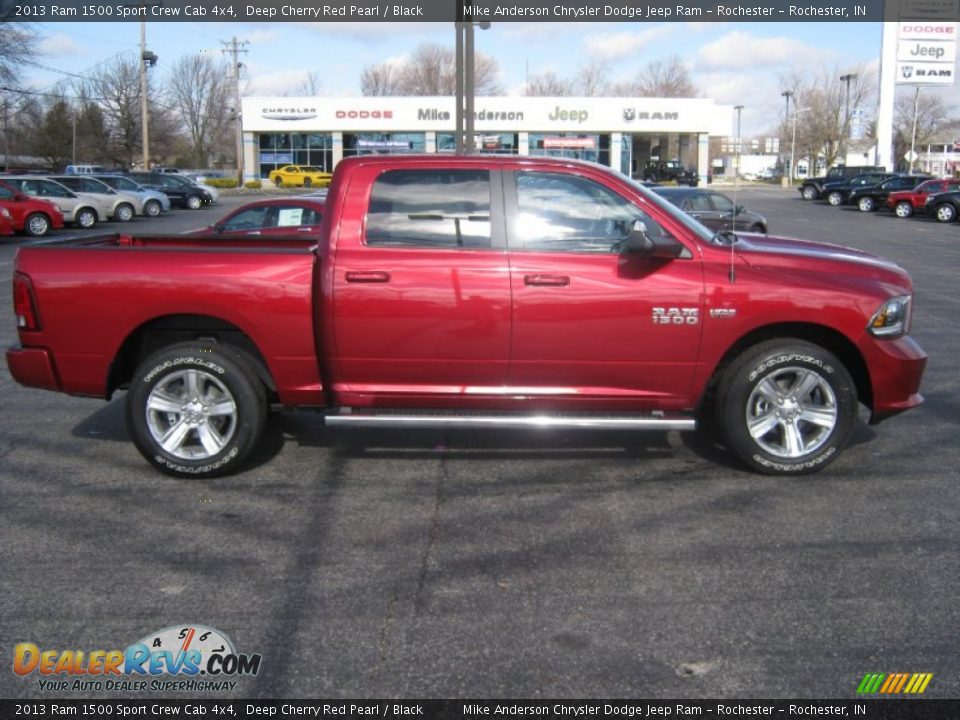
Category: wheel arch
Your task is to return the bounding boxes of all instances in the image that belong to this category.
[107,314,277,401]
[705,322,872,412]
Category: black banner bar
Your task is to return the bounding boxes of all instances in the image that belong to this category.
[0,0,909,23]
[1,699,957,720]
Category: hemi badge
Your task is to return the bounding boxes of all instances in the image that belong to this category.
[710,308,737,319]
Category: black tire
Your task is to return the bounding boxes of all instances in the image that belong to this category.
[75,208,97,229]
[893,201,913,218]
[934,203,956,222]
[114,203,135,222]
[749,223,767,234]
[185,194,202,210]
[857,197,876,212]
[273,176,283,187]
[303,177,312,188]
[125,342,268,478]
[144,200,162,218]
[715,339,857,475]
[24,212,51,237]
[827,191,844,207]
[801,185,818,200]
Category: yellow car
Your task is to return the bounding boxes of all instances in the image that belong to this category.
[268,165,332,188]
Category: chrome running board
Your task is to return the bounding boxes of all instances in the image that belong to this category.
[325,410,696,431]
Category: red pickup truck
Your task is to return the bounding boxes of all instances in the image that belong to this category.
[7,155,926,477]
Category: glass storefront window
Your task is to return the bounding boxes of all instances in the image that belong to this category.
[436,133,519,154]
[529,133,602,163]
[343,132,426,156]
[258,132,333,178]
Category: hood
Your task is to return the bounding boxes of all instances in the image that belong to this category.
[733,234,912,289]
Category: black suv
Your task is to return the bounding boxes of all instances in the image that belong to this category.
[638,160,698,186]
[821,172,897,207]
[845,174,931,212]
[127,171,213,209]
[799,165,885,200]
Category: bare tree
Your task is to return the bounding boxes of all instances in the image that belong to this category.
[295,69,323,96]
[167,54,232,167]
[631,55,698,97]
[894,90,953,171]
[360,43,502,96]
[575,61,609,96]
[361,63,402,96]
[524,72,573,97]
[0,22,37,87]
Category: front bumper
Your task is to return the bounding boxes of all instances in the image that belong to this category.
[859,335,927,423]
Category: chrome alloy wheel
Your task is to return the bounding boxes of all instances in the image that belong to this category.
[145,368,237,460]
[745,366,838,459]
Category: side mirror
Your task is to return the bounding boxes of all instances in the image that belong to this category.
[622,220,685,259]
[736,205,745,214]
[213,223,225,234]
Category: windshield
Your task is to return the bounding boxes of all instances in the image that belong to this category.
[621,175,714,243]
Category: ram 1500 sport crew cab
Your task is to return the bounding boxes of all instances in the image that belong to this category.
[7,155,927,478]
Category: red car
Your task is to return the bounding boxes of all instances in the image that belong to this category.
[885,177,960,218]
[0,206,14,236]
[0,179,65,237]
[186,197,324,240]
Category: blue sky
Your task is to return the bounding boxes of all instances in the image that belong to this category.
[24,21,947,135]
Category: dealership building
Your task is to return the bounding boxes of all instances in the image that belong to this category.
[240,96,734,184]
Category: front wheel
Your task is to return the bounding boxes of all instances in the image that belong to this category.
[857,197,875,212]
[715,340,857,475]
[934,203,957,222]
[273,176,283,187]
[827,191,844,207]
[894,201,914,219]
[125,342,267,478]
[801,186,818,200]
[303,177,312,188]
[185,195,202,210]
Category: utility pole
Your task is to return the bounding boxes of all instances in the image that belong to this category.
[780,91,793,187]
[222,37,248,184]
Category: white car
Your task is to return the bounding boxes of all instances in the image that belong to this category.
[1,176,113,228]
[48,175,142,222]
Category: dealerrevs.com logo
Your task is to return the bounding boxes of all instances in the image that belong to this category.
[13,625,261,693]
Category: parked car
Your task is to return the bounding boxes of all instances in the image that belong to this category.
[637,160,697,186]
[127,172,214,209]
[885,177,960,218]
[48,175,142,222]
[64,164,107,175]
[799,165,886,200]
[845,174,931,212]
[267,165,333,188]
[651,187,768,233]
[0,206,14,236]
[0,176,111,228]
[185,197,324,239]
[822,173,898,206]
[924,189,960,222]
[0,179,66,237]
[92,174,171,217]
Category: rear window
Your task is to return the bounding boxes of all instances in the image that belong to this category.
[365,169,491,249]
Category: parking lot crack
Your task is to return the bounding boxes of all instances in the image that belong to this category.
[414,457,447,616]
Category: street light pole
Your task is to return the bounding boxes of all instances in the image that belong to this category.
[780,91,793,187]
[840,73,857,166]
[734,105,744,184]
[140,20,150,170]
[909,85,920,173]
[790,108,810,186]
[454,21,490,154]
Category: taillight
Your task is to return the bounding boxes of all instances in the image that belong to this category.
[13,272,40,330]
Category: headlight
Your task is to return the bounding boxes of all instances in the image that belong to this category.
[868,295,912,337]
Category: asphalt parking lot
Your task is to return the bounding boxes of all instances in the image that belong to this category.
[1,186,957,700]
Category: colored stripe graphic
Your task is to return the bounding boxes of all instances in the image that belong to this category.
[857,672,932,694]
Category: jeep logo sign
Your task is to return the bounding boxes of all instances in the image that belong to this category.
[548,106,589,123]
[897,40,957,63]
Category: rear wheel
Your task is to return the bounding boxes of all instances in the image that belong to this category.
[75,208,97,229]
[801,186,818,200]
[143,200,162,218]
[857,197,876,212]
[894,201,913,219]
[934,203,957,222]
[125,342,267,478]
[827,191,844,207]
[715,340,857,475]
[24,212,51,237]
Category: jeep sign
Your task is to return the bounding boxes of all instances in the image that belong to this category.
[897,40,957,63]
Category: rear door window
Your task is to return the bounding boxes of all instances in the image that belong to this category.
[365,169,491,249]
